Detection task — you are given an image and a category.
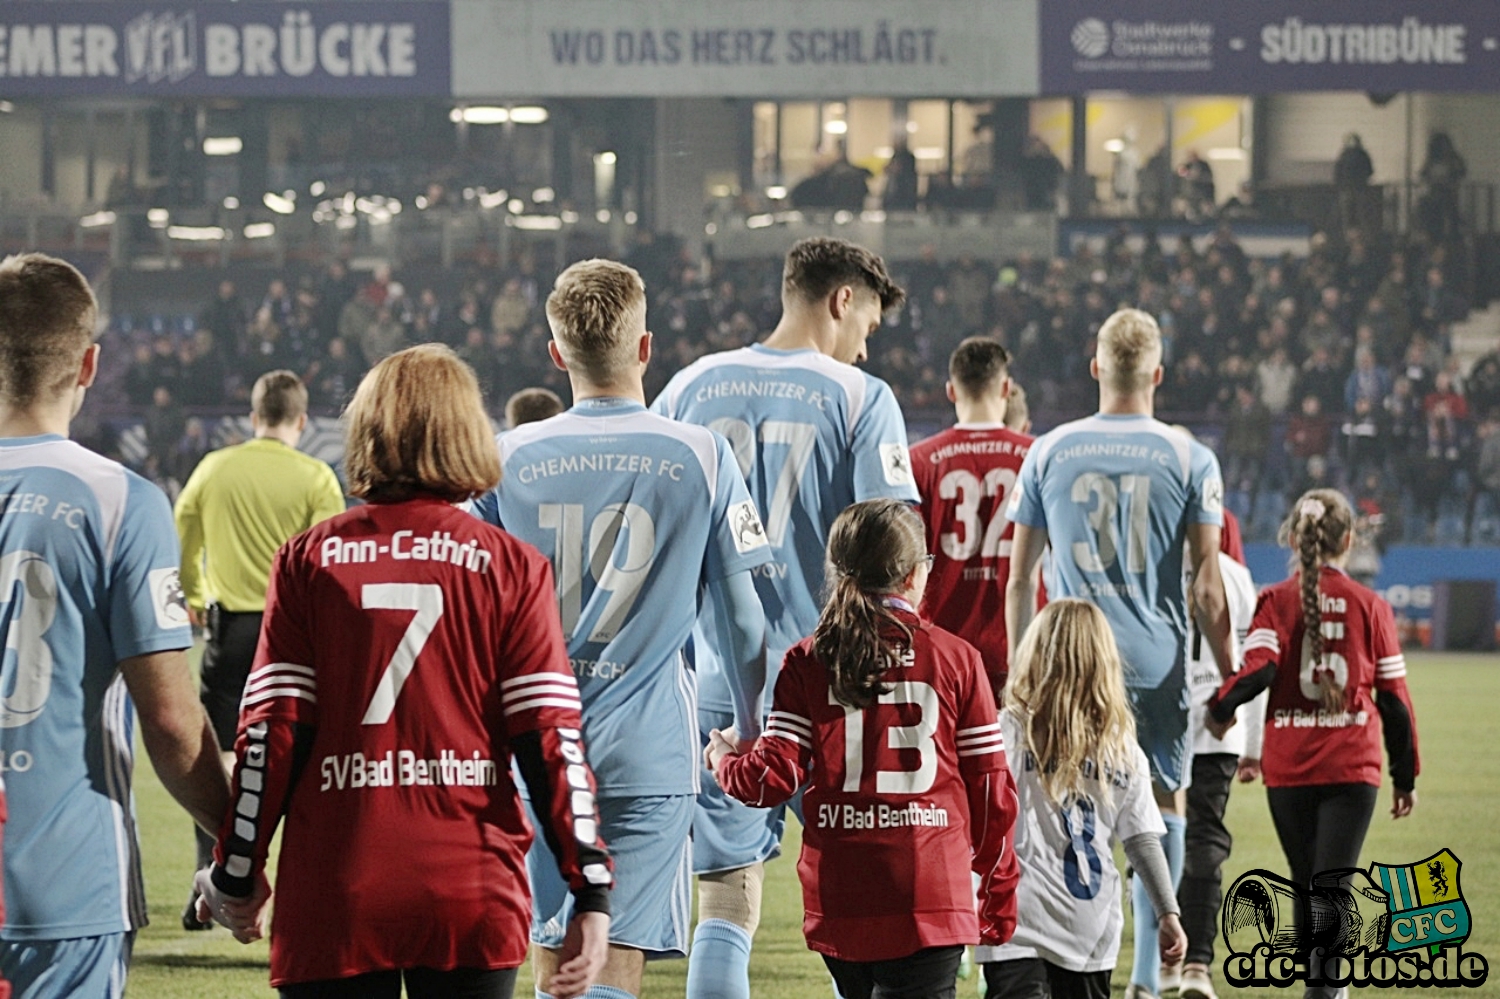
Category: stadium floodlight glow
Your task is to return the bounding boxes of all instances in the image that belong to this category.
[509,106,549,124]
[532,187,556,203]
[704,222,718,235]
[79,211,116,228]
[1103,138,1125,153]
[511,215,563,231]
[335,214,357,230]
[1209,147,1247,160]
[415,195,430,209]
[203,136,243,156]
[243,222,276,239]
[167,225,226,241]
[0,101,13,114]
[823,120,848,135]
[597,151,617,166]
[596,209,611,223]
[147,208,169,227]
[309,180,326,196]
[222,196,240,210]
[560,210,580,223]
[746,213,774,229]
[905,120,919,133]
[478,190,509,209]
[507,198,525,213]
[833,210,853,224]
[624,211,638,224]
[263,192,296,214]
[454,106,510,125]
[914,146,945,160]
[765,186,788,200]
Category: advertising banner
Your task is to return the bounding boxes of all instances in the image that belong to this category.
[451,0,1038,99]
[0,2,450,97]
[1040,0,1500,94]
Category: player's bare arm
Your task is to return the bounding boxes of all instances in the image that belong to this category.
[1186,522,1235,681]
[120,650,231,834]
[1005,522,1049,662]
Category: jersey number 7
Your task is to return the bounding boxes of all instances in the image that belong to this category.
[361,583,443,726]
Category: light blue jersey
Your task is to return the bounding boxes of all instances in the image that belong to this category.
[652,344,918,711]
[472,398,771,797]
[1007,414,1223,689]
[0,436,191,941]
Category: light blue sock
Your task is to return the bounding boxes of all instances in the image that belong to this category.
[1131,814,1187,993]
[687,919,752,999]
[583,986,637,999]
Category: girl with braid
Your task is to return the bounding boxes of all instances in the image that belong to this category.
[708,499,1019,999]
[1209,489,1419,986]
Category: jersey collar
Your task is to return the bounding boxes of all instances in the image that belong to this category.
[955,422,1007,431]
[571,396,645,416]
[0,433,66,447]
[750,343,817,358]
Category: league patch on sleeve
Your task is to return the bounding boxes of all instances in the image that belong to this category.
[148,567,190,630]
[1202,477,1225,516]
[730,500,769,554]
[879,443,914,487]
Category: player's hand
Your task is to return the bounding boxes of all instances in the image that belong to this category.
[1236,757,1261,783]
[1158,912,1188,965]
[704,728,739,776]
[188,606,205,629]
[549,910,610,999]
[194,866,271,944]
[1205,710,1236,741]
[1391,787,1417,819]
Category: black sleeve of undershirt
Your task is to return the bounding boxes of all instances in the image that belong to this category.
[1209,664,1275,724]
[513,728,612,916]
[211,721,316,898]
[1375,689,1417,792]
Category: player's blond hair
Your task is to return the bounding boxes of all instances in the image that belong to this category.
[546,259,647,383]
[1004,599,1138,805]
[1096,308,1162,393]
[343,344,500,503]
[0,253,98,406]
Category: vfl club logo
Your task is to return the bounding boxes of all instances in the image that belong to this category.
[1220,849,1488,989]
[1070,19,1110,59]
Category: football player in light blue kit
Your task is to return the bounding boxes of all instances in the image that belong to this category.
[0,254,230,998]
[1005,308,1235,999]
[473,259,770,999]
[652,237,917,999]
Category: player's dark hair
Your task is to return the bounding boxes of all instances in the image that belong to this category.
[815,499,927,709]
[782,237,905,313]
[344,344,500,503]
[0,253,98,406]
[949,337,1011,399]
[505,386,564,429]
[251,370,309,428]
[1279,488,1354,713]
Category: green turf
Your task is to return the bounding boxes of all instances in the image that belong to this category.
[128,653,1500,997]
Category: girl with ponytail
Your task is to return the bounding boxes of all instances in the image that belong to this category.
[707,499,1020,999]
[1209,489,1419,998]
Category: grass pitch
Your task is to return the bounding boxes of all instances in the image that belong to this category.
[128,653,1499,997]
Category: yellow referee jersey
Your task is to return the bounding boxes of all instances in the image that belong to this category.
[175,436,346,613]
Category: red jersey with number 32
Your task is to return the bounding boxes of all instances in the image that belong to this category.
[241,499,594,986]
[911,425,1033,688]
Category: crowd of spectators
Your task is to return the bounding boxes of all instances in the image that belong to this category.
[107,223,1498,544]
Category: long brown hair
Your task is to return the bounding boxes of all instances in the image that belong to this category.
[814,499,927,709]
[343,344,501,503]
[1004,600,1137,805]
[1279,488,1354,712]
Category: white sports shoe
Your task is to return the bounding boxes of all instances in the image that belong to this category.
[1180,966,1218,999]
[1160,961,1183,994]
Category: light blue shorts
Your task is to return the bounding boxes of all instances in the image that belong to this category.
[1128,661,1193,793]
[527,793,693,959]
[692,708,801,875]
[0,931,134,999]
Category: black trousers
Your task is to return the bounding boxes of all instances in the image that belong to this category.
[195,607,264,868]
[1266,783,1379,891]
[1180,752,1239,967]
[280,967,517,999]
[826,945,964,999]
[982,958,1110,999]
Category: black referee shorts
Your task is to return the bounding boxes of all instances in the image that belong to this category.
[199,605,265,748]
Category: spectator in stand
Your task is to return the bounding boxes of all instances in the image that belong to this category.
[1468,349,1500,419]
[948,256,993,337]
[1344,347,1391,413]
[1285,395,1331,485]
[1020,136,1065,211]
[173,417,212,484]
[919,285,963,362]
[1421,266,1468,332]
[145,385,187,485]
[241,305,285,378]
[1424,371,1469,460]
[200,280,246,344]
[306,336,364,412]
[358,304,407,368]
[1341,396,1388,486]
[1297,347,1345,416]
[1467,415,1500,543]
[1255,346,1298,416]
[882,142,920,211]
[125,342,159,406]
[1223,384,1271,509]
[1419,131,1466,240]
[178,332,227,408]
[490,277,532,339]
[1166,350,1217,414]
[1334,133,1374,232]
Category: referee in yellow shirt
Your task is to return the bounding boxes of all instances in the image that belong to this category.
[174,370,345,928]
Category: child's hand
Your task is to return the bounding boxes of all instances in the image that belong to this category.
[1205,710,1236,741]
[1391,787,1417,819]
[704,728,741,776]
[1236,757,1261,783]
[1158,912,1187,965]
